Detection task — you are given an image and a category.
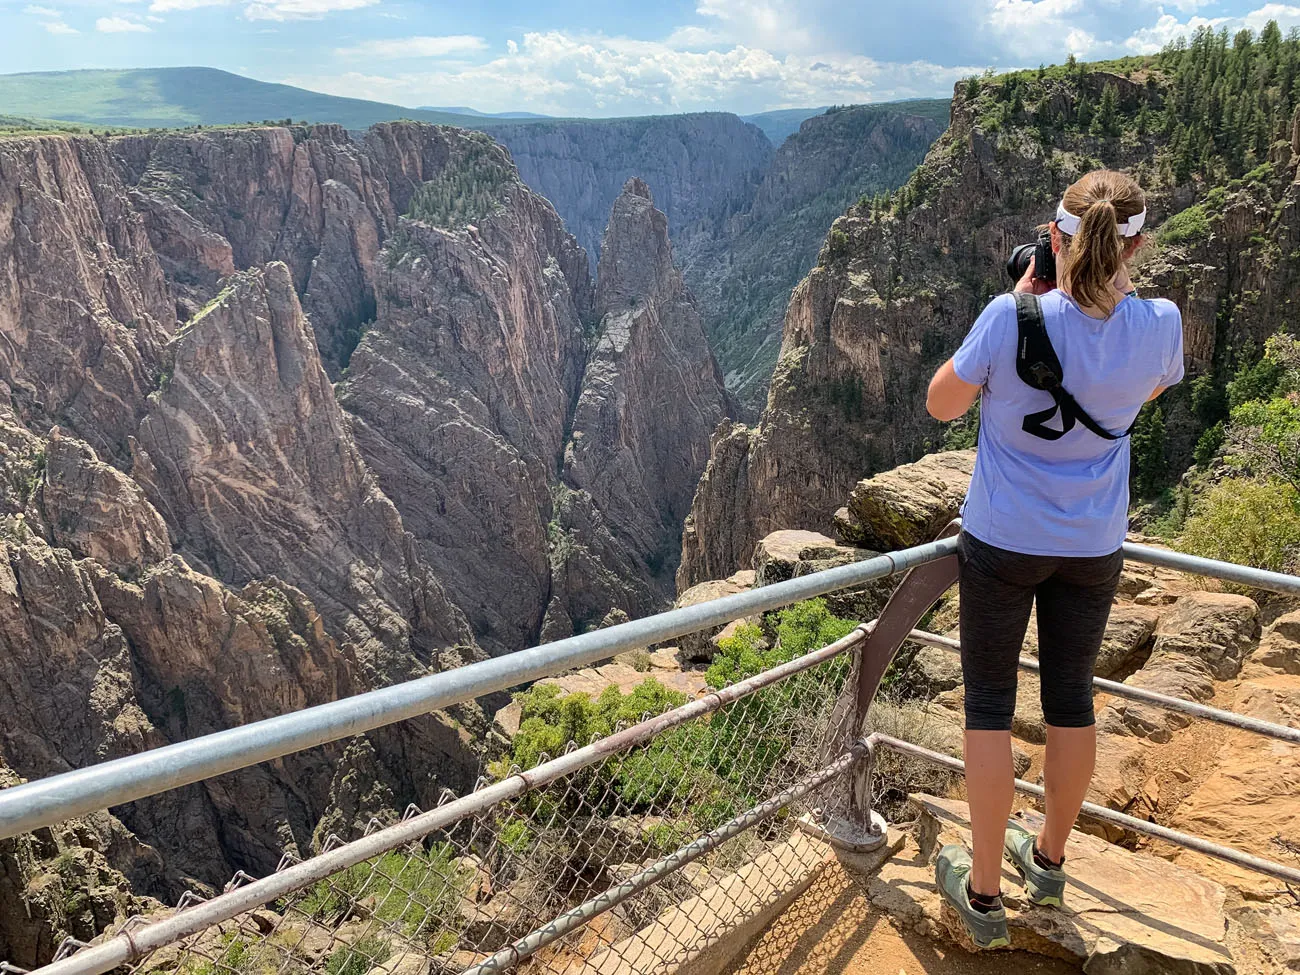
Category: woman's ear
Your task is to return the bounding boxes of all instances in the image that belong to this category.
[1123,234,1143,260]
[1050,222,1064,254]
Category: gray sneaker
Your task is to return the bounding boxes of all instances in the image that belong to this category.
[1004,823,1067,907]
[935,844,1011,949]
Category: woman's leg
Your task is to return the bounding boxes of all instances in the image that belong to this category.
[963,728,1016,895]
[1034,550,1124,863]
[957,534,1049,896]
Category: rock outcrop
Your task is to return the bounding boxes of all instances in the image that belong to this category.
[552,179,729,637]
[134,262,474,681]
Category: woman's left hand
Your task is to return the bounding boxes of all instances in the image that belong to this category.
[1015,256,1054,296]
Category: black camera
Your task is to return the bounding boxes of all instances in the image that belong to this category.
[1006,229,1056,284]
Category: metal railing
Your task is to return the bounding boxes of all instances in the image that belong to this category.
[6,533,1300,975]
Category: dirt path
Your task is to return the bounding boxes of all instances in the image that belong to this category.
[722,860,1080,975]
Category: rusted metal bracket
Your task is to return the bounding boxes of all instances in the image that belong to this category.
[833,521,962,849]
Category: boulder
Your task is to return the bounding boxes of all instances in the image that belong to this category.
[1247,609,1300,676]
[673,570,756,663]
[899,698,1032,778]
[903,644,965,698]
[834,450,973,551]
[906,795,1235,973]
[1097,651,1216,743]
[752,530,892,621]
[1152,592,1260,681]
[1094,604,1160,678]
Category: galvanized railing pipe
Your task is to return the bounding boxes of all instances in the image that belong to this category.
[459,748,862,975]
[26,629,869,975]
[1123,542,1300,595]
[868,733,1300,886]
[905,629,1300,745]
[0,538,955,841]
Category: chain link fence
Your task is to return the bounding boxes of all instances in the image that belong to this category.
[76,630,865,975]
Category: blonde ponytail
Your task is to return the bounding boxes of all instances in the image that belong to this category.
[1057,170,1145,317]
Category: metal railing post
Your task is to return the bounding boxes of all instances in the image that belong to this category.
[810,523,961,852]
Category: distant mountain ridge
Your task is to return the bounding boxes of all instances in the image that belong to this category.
[420,106,553,119]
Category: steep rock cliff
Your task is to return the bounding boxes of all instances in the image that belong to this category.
[0,136,174,461]
[491,113,773,267]
[552,179,728,634]
[679,103,947,411]
[337,139,593,654]
[133,262,475,681]
[340,171,727,650]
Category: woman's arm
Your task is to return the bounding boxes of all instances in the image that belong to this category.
[927,359,982,421]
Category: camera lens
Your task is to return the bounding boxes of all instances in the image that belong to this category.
[1007,243,1036,283]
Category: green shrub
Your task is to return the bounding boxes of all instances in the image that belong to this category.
[1178,478,1300,584]
[1159,203,1211,245]
[325,938,390,975]
[1194,421,1226,467]
[297,847,465,939]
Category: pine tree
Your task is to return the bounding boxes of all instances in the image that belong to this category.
[1094,82,1120,137]
[1132,405,1168,497]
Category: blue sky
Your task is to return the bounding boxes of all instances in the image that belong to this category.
[3,0,1298,116]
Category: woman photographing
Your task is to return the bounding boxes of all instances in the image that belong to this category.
[925,169,1185,948]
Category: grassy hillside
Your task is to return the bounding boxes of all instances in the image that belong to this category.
[0,67,499,130]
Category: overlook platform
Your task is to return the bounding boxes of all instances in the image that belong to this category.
[2,533,1297,975]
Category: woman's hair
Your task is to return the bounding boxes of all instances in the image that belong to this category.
[1057,169,1145,315]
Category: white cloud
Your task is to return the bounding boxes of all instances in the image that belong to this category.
[244,0,378,20]
[335,35,488,59]
[1242,3,1300,31]
[1123,4,1300,55]
[23,4,61,15]
[42,19,78,33]
[96,14,151,31]
[289,29,976,117]
[1125,12,1226,53]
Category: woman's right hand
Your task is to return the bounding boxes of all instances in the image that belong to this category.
[1015,256,1054,296]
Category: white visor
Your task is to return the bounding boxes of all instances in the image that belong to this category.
[1055,201,1146,237]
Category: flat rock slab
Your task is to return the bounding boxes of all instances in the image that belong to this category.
[1167,674,1300,897]
[892,794,1235,974]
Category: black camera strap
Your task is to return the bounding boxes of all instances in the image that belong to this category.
[1014,292,1132,442]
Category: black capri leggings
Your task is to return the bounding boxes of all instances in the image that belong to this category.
[957,531,1124,732]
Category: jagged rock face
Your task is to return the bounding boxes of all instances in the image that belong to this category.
[337,139,592,655]
[679,105,946,410]
[679,76,1171,587]
[558,179,729,631]
[38,433,171,575]
[343,174,726,649]
[491,114,773,267]
[0,136,174,461]
[116,125,391,371]
[0,761,160,969]
[134,262,474,680]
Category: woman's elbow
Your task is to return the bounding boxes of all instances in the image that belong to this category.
[926,386,961,422]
